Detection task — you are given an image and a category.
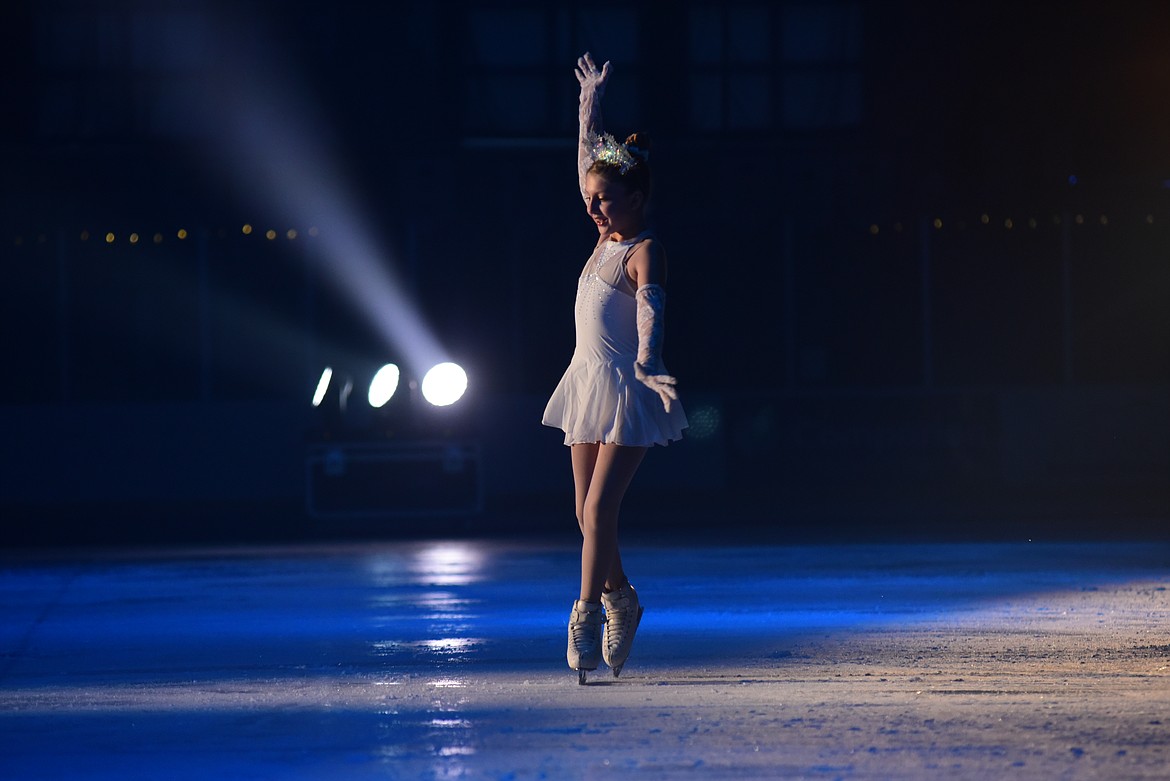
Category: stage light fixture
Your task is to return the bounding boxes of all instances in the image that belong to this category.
[368,363,401,408]
[421,362,467,407]
[312,367,333,407]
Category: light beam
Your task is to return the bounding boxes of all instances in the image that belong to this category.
[194,9,451,380]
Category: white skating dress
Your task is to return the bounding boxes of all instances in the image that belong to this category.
[542,232,688,446]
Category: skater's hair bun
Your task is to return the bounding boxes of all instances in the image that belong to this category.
[624,132,652,159]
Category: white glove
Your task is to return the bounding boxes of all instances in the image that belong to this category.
[634,283,679,413]
[575,52,610,103]
[575,52,610,197]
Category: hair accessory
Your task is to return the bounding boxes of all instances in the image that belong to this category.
[588,132,645,174]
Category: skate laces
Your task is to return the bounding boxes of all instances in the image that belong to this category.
[570,604,602,649]
[602,588,636,644]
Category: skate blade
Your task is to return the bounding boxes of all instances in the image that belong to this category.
[572,662,598,685]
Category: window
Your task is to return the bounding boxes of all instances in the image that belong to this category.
[688,2,862,133]
[462,6,640,139]
[35,4,213,140]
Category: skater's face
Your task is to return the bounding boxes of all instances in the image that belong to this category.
[584,172,644,238]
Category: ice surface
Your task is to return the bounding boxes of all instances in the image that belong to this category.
[1,536,1169,779]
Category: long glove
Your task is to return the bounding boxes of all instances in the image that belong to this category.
[575,52,610,199]
[634,284,679,413]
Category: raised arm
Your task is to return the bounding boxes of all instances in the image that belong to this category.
[575,52,610,200]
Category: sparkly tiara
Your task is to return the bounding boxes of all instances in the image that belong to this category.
[588,132,648,174]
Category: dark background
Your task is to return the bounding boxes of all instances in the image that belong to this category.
[2,0,1167,545]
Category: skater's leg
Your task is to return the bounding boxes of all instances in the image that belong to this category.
[570,443,599,536]
[605,550,627,593]
[571,443,632,592]
[567,443,604,678]
[579,443,646,603]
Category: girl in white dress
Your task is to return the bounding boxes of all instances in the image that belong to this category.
[542,53,688,683]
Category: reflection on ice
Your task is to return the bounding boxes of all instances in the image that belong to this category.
[417,637,483,654]
[374,713,478,767]
[437,746,476,757]
[410,543,488,586]
[366,544,490,669]
[364,542,490,587]
[430,718,473,728]
[370,637,486,663]
[370,590,477,617]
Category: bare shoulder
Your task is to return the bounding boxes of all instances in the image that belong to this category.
[627,237,667,287]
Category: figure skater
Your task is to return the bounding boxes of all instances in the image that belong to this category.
[542,53,688,684]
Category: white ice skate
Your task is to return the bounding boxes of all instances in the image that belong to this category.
[567,600,603,684]
[601,581,643,678]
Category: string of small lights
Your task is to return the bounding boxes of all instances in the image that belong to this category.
[866,211,1164,236]
[9,210,1169,247]
[9,224,322,247]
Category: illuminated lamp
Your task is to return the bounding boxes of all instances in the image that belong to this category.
[311,366,353,413]
[367,364,401,408]
[312,367,333,407]
[421,363,467,407]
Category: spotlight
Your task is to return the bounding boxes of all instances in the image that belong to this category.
[421,362,467,407]
[368,363,401,408]
[312,367,333,407]
[312,366,353,411]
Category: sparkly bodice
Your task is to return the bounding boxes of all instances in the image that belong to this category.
[572,234,648,365]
